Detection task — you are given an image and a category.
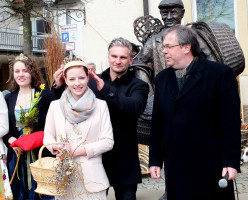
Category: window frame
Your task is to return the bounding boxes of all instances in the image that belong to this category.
[191,0,238,37]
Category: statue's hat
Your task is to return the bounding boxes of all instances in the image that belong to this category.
[158,0,184,9]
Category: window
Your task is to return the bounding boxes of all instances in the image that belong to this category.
[195,0,235,32]
[32,19,51,50]
[36,20,51,35]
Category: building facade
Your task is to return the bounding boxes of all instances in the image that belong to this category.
[1,0,248,123]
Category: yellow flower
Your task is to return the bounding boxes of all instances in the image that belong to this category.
[33,98,38,102]
[25,113,29,117]
[40,84,45,90]
[35,92,40,97]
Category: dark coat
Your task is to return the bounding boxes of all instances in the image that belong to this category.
[3,89,55,160]
[88,68,149,186]
[149,57,241,200]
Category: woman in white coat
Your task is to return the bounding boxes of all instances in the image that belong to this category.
[44,59,114,200]
[0,91,13,199]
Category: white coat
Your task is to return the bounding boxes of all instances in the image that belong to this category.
[44,98,114,193]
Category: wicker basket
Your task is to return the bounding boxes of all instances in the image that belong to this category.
[30,143,68,196]
[189,21,245,76]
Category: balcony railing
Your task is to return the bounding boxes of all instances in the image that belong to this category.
[0,29,48,53]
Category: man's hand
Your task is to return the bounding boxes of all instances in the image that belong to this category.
[89,71,104,91]
[53,65,65,88]
[222,167,238,180]
[150,166,161,179]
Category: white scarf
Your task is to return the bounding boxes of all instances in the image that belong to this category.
[59,87,96,124]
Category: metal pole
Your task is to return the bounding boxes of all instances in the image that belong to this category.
[143,0,149,16]
[65,8,73,59]
[66,9,71,25]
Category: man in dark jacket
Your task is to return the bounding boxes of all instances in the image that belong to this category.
[53,37,149,200]
[149,25,241,200]
[89,37,149,200]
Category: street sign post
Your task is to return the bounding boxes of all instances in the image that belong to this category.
[61,24,78,51]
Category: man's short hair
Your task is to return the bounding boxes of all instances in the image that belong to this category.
[108,37,132,56]
[164,25,201,57]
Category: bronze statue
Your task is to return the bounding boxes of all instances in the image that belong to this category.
[133,0,185,79]
[132,0,186,146]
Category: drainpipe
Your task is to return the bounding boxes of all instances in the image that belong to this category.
[143,0,149,16]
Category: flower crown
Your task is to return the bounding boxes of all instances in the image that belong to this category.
[15,53,28,61]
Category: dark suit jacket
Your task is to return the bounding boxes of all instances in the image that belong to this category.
[3,89,54,161]
[149,56,241,200]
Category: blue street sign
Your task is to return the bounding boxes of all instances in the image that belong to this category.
[62,32,69,42]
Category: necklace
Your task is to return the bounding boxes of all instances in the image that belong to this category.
[16,89,33,109]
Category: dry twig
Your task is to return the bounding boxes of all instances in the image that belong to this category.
[43,23,64,88]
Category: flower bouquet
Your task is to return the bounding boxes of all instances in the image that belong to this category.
[17,84,45,135]
[54,146,76,194]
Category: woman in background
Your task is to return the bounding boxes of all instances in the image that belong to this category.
[3,53,54,200]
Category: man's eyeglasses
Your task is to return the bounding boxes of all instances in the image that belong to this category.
[163,44,181,50]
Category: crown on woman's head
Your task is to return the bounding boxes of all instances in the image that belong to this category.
[63,55,87,72]
[15,53,28,61]
[63,55,85,65]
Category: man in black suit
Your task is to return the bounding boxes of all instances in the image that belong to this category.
[89,37,149,200]
[149,25,241,200]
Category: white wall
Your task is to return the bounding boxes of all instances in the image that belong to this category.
[148,0,163,19]
[81,0,145,72]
